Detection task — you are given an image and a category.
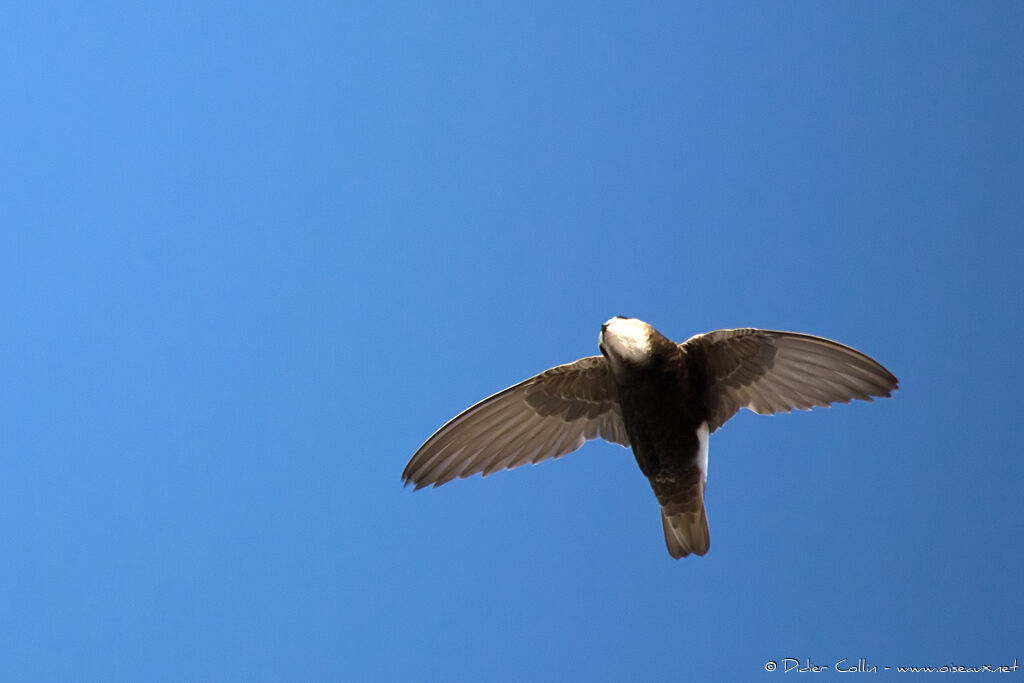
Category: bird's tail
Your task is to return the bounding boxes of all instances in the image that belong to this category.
[661,502,710,559]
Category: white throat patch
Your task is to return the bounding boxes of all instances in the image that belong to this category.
[600,317,653,381]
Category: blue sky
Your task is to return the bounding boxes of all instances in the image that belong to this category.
[2,2,1022,680]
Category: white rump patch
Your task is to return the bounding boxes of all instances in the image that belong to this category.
[696,421,709,489]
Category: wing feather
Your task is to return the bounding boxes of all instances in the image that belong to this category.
[402,356,629,489]
[684,329,898,432]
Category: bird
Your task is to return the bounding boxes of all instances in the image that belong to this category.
[402,317,898,559]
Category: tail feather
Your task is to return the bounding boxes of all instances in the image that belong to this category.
[661,504,710,559]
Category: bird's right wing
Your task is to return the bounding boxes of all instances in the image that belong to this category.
[683,328,898,433]
[402,356,630,489]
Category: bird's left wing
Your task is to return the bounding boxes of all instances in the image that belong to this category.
[683,328,898,433]
[402,356,629,489]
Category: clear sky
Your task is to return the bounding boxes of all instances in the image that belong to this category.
[2,2,1022,681]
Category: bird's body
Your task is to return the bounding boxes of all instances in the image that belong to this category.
[600,321,712,556]
[403,318,898,558]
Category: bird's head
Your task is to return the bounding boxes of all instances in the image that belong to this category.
[599,316,657,383]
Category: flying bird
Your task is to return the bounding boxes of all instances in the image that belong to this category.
[402,318,898,558]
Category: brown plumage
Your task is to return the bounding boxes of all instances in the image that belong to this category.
[403,318,898,559]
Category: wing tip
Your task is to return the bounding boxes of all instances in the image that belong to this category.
[400,469,434,491]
